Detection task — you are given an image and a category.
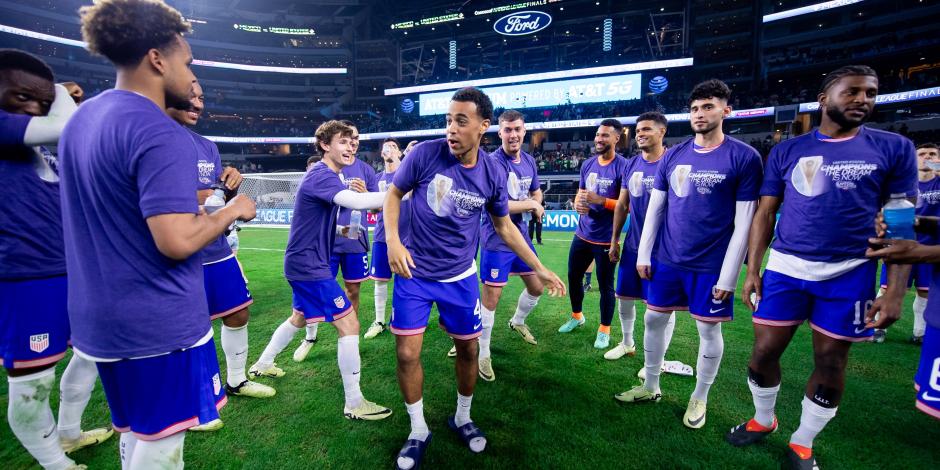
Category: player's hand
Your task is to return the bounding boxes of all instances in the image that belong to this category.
[575,191,589,215]
[741,271,762,312]
[874,211,887,238]
[349,178,367,193]
[608,241,621,263]
[637,264,652,280]
[712,286,733,302]
[404,140,418,154]
[536,267,566,297]
[865,291,903,329]
[530,200,545,220]
[226,194,256,222]
[387,239,415,279]
[865,238,925,264]
[220,167,243,191]
[584,190,605,205]
[338,225,350,238]
[61,82,83,104]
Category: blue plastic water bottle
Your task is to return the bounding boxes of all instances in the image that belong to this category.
[883,193,916,240]
[348,210,362,239]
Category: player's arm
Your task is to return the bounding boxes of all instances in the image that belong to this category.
[582,190,617,211]
[714,200,757,300]
[490,214,566,296]
[22,84,78,146]
[609,189,630,262]
[147,195,256,261]
[636,189,666,279]
[333,189,386,210]
[219,166,243,192]
[741,195,781,311]
[383,184,415,278]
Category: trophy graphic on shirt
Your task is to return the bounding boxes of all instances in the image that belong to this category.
[629,171,645,198]
[507,171,522,200]
[793,156,824,197]
[427,174,454,217]
[670,165,692,197]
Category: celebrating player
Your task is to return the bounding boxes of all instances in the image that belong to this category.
[249,120,392,421]
[1,49,112,470]
[60,1,257,467]
[727,66,916,470]
[558,119,629,349]
[383,88,565,470]
[622,80,762,433]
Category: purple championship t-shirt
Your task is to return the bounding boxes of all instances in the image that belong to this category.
[481,147,540,252]
[575,154,629,244]
[190,128,233,264]
[374,169,411,244]
[58,90,209,359]
[621,154,661,253]
[916,176,940,245]
[284,161,347,281]
[653,137,763,273]
[761,127,917,262]
[0,110,67,280]
[334,158,378,254]
[392,138,509,281]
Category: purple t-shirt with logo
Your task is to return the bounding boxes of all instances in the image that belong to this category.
[481,147,540,252]
[653,137,763,273]
[761,127,916,262]
[621,154,661,253]
[190,129,233,264]
[374,169,411,244]
[916,176,940,245]
[575,154,629,244]
[334,158,378,254]
[392,138,509,281]
[59,90,209,358]
[0,110,67,280]
[284,161,347,281]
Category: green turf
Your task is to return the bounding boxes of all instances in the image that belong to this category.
[3,227,939,469]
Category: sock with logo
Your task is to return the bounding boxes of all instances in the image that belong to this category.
[789,396,837,453]
[691,320,724,402]
[478,306,495,359]
[913,295,927,337]
[643,311,671,393]
[222,323,249,387]
[338,335,363,409]
[305,323,319,341]
[618,300,636,348]
[57,353,98,441]
[374,281,388,325]
[511,290,540,325]
[9,369,75,470]
[256,320,299,369]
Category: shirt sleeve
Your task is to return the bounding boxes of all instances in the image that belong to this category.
[759,145,785,197]
[652,148,672,192]
[392,144,421,193]
[137,125,200,218]
[887,137,918,198]
[736,147,764,201]
[486,164,510,217]
[0,110,30,146]
[305,167,346,204]
[528,158,540,192]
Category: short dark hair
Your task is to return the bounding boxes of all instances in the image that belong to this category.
[498,109,524,124]
[819,65,878,95]
[451,87,493,122]
[689,79,731,105]
[0,49,54,82]
[340,119,358,131]
[314,120,354,155]
[917,142,939,151]
[636,111,668,128]
[383,137,398,147]
[80,0,191,66]
[306,155,321,166]
[599,118,624,134]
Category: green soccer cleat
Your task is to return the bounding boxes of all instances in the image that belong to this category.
[508,321,537,345]
[478,356,495,382]
[190,418,224,432]
[60,427,114,454]
[594,331,610,349]
[226,380,276,398]
[344,399,393,421]
[614,385,662,403]
[447,345,457,358]
[558,317,585,333]
[683,398,708,429]
[249,363,285,378]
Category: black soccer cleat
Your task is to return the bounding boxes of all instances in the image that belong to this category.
[725,418,777,447]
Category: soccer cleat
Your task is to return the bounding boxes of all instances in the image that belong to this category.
[725,417,778,447]
[364,321,386,340]
[683,398,708,429]
[558,317,585,333]
[225,380,276,398]
[911,335,924,345]
[190,418,224,432]
[786,444,819,470]
[604,343,636,360]
[447,346,457,358]
[65,465,87,470]
[344,399,392,421]
[594,331,610,349]
[583,283,592,293]
[508,321,537,345]
[293,338,317,362]
[614,385,662,403]
[872,329,886,343]
[60,427,114,454]
[478,356,495,382]
[249,363,285,378]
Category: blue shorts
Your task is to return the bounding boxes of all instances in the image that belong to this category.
[330,252,370,283]
[915,324,940,420]
[96,338,226,440]
[391,275,482,340]
[879,262,930,291]
[370,241,392,281]
[204,256,253,320]
[479,246,536,286]
[616,249,650,301]
[289,279,354,324]
[0,275,70,370]
[646,263,733,322]
[753,262,877,342]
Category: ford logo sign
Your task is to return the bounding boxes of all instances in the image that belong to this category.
[493,11,552,36]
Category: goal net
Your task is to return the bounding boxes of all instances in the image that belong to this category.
[237,172,305,228]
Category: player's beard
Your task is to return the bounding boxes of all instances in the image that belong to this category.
[825,104,869,130]
[693,120,720,135]
[165,87,191,113]
[595,143,610,155]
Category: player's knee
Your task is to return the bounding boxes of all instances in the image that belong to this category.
[526,282,544,297]
[750,341,783,366]
[813,350,848,377]
[223,308,250,328]
[453,339,478,360]
[289,313,306,328]
[396,343,421,366]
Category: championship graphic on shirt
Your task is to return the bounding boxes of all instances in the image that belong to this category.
[585,172,616,194]
[507,171,533,201]
[791,155,877,196]
[670,165,729,197]
[426,173,487,218]
[35,148,59,183]
[378,180,389,192]
[628,170,653,198]
[198,160,216,187]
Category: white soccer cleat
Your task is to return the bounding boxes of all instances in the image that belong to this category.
[364,321,386,340]
[614,385,662,403]
[478,356,495,382]
[447,346,457,358]
[344,399,393,421]
[190,418,224,432]
[508,321,537,345]
[226,380,276,398]
[60,427,114,454]
[249,363,285,378]
[293,338,317,362]
[683,398,708,429]
[604,343,636,360]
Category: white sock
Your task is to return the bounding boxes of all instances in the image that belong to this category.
[510,290,540,325]
[221,323,249,387]
[120,432,138,470]
[398,399,430,470]
[57,354,98,441]
[374,281,389,324]
[8,369,74,470]
[478,306,495,359]
[256,320,300,369]
[748,378,780,428]
[305,323,319,341]
[913,296,927,337]
[618,300,637,348]
[663,311,677,351]
[790,396,837,449]
[691,320,724,403]
[128,432,185,470]
[455,393,486,452]
[643,311,671,393]
[337,335,364,409]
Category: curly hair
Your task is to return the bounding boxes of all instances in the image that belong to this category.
[688,79,732,105]
[80,0,191,66]
[315,120,354,155]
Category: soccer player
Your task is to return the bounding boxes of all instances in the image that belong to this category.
[475,109,545,381]
[1,49,112,470]
[558,119,629,349]
[249,120,392,421]
[607,112,678,363]
[622,79,762,432]
[60,1,256,467]
[873,142,940,344]
[364,138,408,340]
[166,80,275,412]
[383,88,565,470]
[728,66,916,469]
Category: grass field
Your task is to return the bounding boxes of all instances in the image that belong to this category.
[3,227,939,469]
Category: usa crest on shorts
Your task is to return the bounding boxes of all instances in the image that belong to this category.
[334,296,346,308]
[29,333,50,353]
[491,269,499,279]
